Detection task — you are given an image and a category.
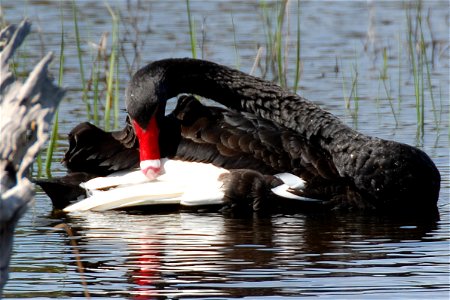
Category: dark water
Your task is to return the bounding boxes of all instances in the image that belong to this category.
[2,1,449,299]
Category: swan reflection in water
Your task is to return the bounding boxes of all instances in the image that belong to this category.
[60,210,439,298]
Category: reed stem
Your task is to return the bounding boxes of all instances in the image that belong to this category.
[45,2,65,177]
[105,4,119,131]
[275,0,287,87]
[186,0,197,59]
[72,0,90,119]
[231,13,240,69]
[293,0,301,93]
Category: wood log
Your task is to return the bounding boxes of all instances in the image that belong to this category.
[0,19,65,292]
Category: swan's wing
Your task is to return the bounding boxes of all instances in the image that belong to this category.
[171,96,340,183]
[64,161,229,212]
[271,173,322,203]
[63,181,184,212]
[63,120,139,175]
[81,169,148,191]
[170,96,291,173]
[34,172,96,209]
[271,184,321,202]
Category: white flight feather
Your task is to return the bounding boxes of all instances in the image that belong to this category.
[64,160,322,212]
[271,173,322,202]
[64,160,228,212]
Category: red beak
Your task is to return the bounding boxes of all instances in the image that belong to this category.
[132,116,162,180]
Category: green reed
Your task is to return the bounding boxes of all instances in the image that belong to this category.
[184,0,301,89]
[337,1,442,134]
[105,3,120,131]
[419,16,438,127]
[275,0,288,87]
[72,0,90,119]
[259,0,301,91]
[407,9,424,134]
[445,86,449,138]
[231,13,241,69]
[186,0,198,59]
[379,47,399,126]
[72,2,121,131]
[44,1,65,178]
[92,48,100,126]
[380,47,388,81]
[405,2,440,135]
[381,72,399,126]
[43,2,125,173]
[114,51,120,129]
[292,0,301,93]
[260,0,282,84]
[397,32,402,107]
[340,51,360,123]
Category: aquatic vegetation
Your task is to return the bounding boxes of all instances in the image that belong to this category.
[293,0,301,93]
[337,2,440,137]
[379,47,399,126]
[340,53,360,123]
[259,0,302,90]
[405,1,440,135]
[45,3,65,178]
[186,0,198,59]
[231,13,240,69]
[104,3,120,131]
[72,0,90,119]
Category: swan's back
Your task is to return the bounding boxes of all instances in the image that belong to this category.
[127,58,441,212]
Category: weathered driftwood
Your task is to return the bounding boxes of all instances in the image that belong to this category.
[0,19,64,292]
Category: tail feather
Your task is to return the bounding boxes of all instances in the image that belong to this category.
[34,172,96,209]
[64,121,139,175]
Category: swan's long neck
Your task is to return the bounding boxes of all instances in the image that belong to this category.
[129,58,355,152]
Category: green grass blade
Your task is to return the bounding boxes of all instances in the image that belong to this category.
[275,0,287,87]
[397,31,402,108]
[105,3,119,131]
[92,59,99,126]
[186,0,197,59]
[231,13,240,69]
[114,54,120,129]
[293,0,301,93]
[418,17,438,127]
[381,72,399,126]
[45,2,65,178]
[406,10,421,129]
[72,0,90,119]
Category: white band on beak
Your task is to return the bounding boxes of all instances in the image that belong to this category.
[140,159,163,180]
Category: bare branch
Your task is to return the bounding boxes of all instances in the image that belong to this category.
[0,19,65,292]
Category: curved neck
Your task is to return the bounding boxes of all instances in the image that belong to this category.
[130,58,354,149]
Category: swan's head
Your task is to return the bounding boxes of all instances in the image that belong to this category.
[354,140,441,213]
[126,65,165,180]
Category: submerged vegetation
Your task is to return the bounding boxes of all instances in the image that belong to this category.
[1,0,446,177]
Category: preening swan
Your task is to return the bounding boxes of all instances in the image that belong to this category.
[37,58,440,214]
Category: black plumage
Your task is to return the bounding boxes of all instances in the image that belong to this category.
[126,58,440,213]
[38,58,440,214]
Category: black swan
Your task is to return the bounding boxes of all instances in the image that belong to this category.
[37,58,440,214]
[38,95,318,212]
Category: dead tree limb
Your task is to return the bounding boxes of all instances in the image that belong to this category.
[0,19,65,292]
